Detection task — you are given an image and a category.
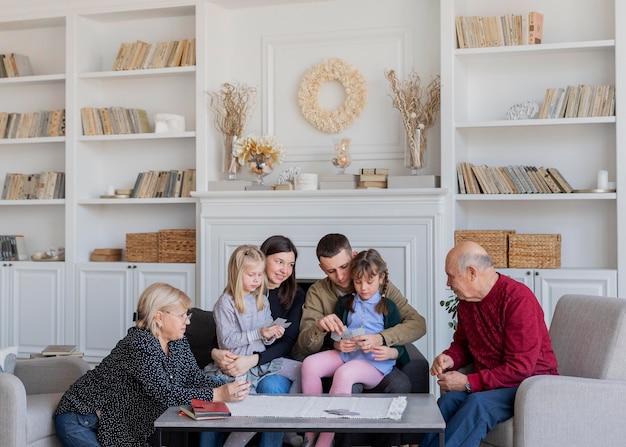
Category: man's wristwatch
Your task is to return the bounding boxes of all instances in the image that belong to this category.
[465,381,472,393]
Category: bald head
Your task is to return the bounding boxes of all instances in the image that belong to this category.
[448,241,493,272]
[445,241,497,302]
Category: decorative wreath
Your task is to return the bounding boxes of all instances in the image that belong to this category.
[297,58,368,134]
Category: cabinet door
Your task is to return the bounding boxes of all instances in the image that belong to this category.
[534,269,617,325]
[134,263,196,309]
[497,268,534,290]
[8,262,65,355]
[77,263,133,360]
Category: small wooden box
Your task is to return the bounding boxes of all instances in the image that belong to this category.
[126,233,158,262]
[454,229,516,268]
[508,234,561,268]
[158,229,196,263]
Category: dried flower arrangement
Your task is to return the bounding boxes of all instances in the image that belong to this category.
[207,82,258,177]
[233,134,286,184]
[385,70,441,170]
[298,58,367,134]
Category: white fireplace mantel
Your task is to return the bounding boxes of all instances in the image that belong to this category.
[194,188,449,360]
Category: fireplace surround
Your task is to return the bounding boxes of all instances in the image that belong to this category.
[194,188,447,359]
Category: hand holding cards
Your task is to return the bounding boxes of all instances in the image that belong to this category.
[331,327,365,342]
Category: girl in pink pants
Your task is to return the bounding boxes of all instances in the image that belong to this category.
[300,249,409,447]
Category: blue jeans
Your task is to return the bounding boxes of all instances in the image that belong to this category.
[420,387,519,447]
[55,412,101,447]
[199,375,292,447]
[257,375,292,447]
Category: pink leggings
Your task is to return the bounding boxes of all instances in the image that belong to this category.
[301,350,384,447]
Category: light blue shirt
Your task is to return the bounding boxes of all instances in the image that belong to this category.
[339,292,395,376]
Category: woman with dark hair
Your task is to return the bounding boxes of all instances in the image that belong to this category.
[205,235,305,447]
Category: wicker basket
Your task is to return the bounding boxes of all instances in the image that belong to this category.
[454,229,516,268]
[508,234,561,268]
[158,229,196,263]
[126,233,158,262]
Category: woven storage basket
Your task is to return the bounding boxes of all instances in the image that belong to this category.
[126,233,158,262]
[454,229,516,268]
[158,229,196,263]
[508,234,561,268]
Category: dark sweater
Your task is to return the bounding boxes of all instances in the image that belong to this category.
[55,327,222,447]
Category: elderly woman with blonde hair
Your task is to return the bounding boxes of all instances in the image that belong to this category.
[54,282,250,447]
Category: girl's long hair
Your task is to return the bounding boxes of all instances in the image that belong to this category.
[224,244,266,313]
[345,248,389,315]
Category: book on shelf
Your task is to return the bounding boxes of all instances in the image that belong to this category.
[539,84,615,119]
[455,11,543,49]
[528,11,543,45]
[357,180,387,189]
[456,164,574,195]
[359,168,389,175]
[547,167,574,193]
[0,110,65,139]
[1,171,64,200]
[179,399,231,420]
[359,173,388,182]
[1,53,32,77]
[0,234,26,261]
[41,345,77,356]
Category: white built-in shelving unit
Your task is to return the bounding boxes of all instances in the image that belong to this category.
[0,1,219,360]
[439,0,622,332]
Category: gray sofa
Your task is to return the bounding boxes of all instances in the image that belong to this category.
[480,294,626,447]
[0,356,91,447]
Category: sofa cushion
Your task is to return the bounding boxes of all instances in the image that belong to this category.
[186,308,217,369]
[0,346,18,374]
[27,392,63,445]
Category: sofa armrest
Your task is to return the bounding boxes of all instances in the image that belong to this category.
[0,372,28,446]
[398,343,429,393]
[14,356,90,395]
[515,375,626,447]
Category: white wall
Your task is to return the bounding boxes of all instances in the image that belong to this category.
[203,0,441,184]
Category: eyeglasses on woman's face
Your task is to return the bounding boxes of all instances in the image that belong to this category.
[163,310,192,322]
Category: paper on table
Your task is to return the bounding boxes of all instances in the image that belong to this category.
[227,395,407,420]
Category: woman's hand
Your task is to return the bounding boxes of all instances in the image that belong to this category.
[213,380,251,402]
[220,354,259,378]
[211,348,239,371]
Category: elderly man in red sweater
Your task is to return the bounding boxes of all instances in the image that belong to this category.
[421,241,559,447]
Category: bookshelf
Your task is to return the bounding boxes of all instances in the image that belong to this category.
[0,2,217,359]
[440,0,621,304]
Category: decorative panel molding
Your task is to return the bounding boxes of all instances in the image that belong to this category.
[262,27,413,163]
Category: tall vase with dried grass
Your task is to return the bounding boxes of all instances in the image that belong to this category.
[385,70,441,173]
[207,82,257,180]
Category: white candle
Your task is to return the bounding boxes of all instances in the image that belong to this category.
[597,170,609,190]
[107,185,115,196]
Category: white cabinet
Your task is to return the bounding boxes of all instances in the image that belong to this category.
[498,268,617,325]
[0,262,65,357]
[76,262,195,362]
[440,1,622,291]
